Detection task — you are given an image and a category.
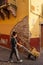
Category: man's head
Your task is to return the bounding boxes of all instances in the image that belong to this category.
[12,31,17,38]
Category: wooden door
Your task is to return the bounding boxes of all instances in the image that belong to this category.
[41,24,43,48]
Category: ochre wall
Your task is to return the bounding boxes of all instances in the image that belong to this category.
[0,0,28,35]
[0,0,29,51]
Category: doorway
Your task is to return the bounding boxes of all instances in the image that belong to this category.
[41,24,43,49]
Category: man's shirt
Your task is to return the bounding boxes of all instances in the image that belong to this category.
[11,37,17,48]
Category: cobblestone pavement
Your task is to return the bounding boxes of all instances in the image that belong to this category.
[0,47,43,65]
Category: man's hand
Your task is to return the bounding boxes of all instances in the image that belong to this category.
[20,44,23,47]
[17,43,23,47]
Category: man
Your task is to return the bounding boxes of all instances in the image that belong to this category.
[9,31,23,62]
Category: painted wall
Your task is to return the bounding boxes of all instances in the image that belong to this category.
[29,0,43,51]
[0,0,28,35]
[0,0,28,49]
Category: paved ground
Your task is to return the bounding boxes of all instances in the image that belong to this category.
[0,47,43,65]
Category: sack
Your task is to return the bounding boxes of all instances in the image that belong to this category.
[31,48,40,57]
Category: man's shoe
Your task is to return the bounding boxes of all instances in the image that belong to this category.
[18,59,23,63]
[8,60,14,63]
[10,60,14,62]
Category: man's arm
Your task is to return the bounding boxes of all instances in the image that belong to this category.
[17,42,22,47]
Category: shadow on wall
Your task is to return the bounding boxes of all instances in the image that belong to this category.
[0,0,17,20]
[10,16,29,53]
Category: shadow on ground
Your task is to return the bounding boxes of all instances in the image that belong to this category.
[0,47,43,65]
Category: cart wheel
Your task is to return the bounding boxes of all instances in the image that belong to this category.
[28,54,36,60]
[30,55,36,60]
